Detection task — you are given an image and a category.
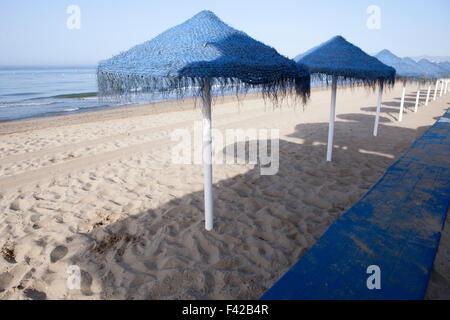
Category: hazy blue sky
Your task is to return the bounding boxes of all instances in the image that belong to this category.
[1,0,449,66]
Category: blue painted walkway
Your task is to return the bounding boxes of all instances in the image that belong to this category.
[261,109,450,300]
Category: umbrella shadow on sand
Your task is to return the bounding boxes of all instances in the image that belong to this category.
[61,112,434,300]
[362,88,441,121]
[362,103,411,121]
[405,88,437,98]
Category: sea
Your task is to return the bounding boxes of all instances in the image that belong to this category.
[0,66,329,123]
[0,66,109,122]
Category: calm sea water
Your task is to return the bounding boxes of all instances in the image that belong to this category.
[0,66,117,122]
[0,66,328,123]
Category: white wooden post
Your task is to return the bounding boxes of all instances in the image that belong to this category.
[445,80,448,94]
[201,78,214,231]
[399,80,406,122]
[425,85,431,106]
[440,79,444,97]
[373,84,383,136]
[434,80,439,100]
[326,75,338,162]
[414,83,420,113]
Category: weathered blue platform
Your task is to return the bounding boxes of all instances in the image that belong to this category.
[261,109,450,300]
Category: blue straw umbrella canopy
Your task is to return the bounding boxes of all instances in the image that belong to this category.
[295,37,395,87]
[294,36,396,161]
[98,10,310,101]
[375,50,427,118]
[97,10,311,231]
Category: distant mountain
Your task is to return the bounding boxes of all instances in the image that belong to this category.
[402,57,430,76]
[411,55,450,63]
[402,57,418,66]
[375,49,423,79]
[416,58,449,78]
[438,61,450,71]
[376,49,403,64]
[375,49,450,78]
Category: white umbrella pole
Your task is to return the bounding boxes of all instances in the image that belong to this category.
[414,83,420,113]
[445,80,448,94]
[399,80,406,122]
[440,79,444,97]
[434,80,439,101]
[201,78,214,231]
[326,75,338,162]
[425,85,431,106]
[373,84,383,137]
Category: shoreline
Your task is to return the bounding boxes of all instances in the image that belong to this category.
[0,79,384,131]
[0,86,333,136]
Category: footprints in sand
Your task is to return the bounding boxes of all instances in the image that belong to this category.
[0,271,13,293]
[1,245,16,264]
[0,235,97,299]
[9,198,30,212]
[50,245,68,263]
[0,102,269,180]
[23,288,47,300]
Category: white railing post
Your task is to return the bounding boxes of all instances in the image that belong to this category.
[434,79,439,101]
[326,75,338,161]
[202,78,214,231]
[373,84,383,136]
[399,80,406,122]
[425,85,431,106]
[414,83,420,113]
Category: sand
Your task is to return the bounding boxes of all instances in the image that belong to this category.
[0,83,448,300]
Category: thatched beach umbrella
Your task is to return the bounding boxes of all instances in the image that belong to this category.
[295,36,395,161]
[97,10,310,231]
[375,50,425,119]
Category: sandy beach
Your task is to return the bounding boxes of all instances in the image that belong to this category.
[0,83,448,300]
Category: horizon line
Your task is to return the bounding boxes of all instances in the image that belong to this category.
[0,65,97,69]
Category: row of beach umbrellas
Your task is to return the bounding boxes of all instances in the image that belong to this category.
[375,49,450,122]
[97,10,450,230]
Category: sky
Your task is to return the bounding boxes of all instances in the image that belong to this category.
[0,0,449,66]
